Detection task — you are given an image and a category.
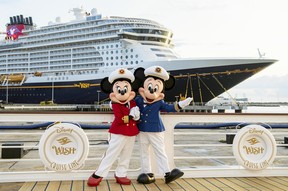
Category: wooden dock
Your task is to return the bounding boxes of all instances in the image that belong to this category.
[3,177,285,191]
[1,113,288,191]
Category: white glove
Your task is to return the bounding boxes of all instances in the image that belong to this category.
[109,101,113,110]
[129,106,140,121]
[178,97,193,108]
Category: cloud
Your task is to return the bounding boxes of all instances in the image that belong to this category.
[228,75,288,101]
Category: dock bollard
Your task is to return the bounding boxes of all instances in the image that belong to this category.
[226,134,235,144]
[284,137,288,148]
[1,142,24,159]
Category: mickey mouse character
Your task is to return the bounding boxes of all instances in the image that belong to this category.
[134,66,192,184]
[87,68,140,187]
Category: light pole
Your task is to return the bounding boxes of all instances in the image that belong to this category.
[97,90,101,105]
[6,78,9,104]
[51,80,54,103]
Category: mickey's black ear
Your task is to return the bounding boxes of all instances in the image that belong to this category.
[165,75,175,91]
[134,67,145,81]
[133,67,145,89]
[100,77,112,93]
[131,80,141,92]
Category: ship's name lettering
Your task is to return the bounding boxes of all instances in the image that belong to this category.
[243,146,264,155]
[74,83,90,88]
[52,146,76,155]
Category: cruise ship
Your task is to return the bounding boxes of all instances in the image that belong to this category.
[0,7,277,104]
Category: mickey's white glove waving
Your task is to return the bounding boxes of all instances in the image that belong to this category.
[129,106,140,121]
[178,97,193,109]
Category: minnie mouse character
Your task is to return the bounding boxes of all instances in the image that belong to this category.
[87,68,140,187]
[134,66,192,184]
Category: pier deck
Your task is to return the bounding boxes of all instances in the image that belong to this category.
[0,177,286,191]
[1,112,288,191]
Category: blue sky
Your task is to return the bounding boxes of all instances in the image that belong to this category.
[0,0,287,101]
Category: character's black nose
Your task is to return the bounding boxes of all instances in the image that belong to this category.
[120,90,125,95]
[149,89,154,94]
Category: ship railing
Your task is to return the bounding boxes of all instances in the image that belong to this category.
[0,113,288,182]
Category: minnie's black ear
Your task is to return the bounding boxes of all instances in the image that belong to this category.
[165,75,175,91]
[100,77,112,93]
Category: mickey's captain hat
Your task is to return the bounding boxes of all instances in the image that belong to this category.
[144,66,169,81]
[108,68,135,83]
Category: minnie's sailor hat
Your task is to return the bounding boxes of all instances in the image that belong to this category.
[144,66,169,81]
[108,68,135,83]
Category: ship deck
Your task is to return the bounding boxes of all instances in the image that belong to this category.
[0,176,287,191]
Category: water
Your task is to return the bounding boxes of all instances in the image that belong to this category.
[245,105,288,113]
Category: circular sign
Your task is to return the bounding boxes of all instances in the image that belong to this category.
[39,122,89,171]
[233,124,277,170]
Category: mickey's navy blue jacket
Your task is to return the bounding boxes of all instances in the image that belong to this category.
[135,96,179,132]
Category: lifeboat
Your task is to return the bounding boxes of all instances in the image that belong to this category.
[0,74,25,82]
[0,75,5,83]
[34,71,42,76]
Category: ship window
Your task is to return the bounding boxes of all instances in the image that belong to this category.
[130,61,133,65]
[125,49,128,53]
[102,46,104,49]
[116,44,119,48]
[136,55,138,58]
[106,45,109,48]
[111,51,113,54]
[131,49,133,52]
[125,62,128,65]
[136,61,138,64]
[116,56,118,59]
[111,45,113,48]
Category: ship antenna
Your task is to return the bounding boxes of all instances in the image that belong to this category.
[257,48,265,58]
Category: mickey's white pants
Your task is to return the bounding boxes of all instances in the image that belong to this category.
[139,132,170,174]
[95,133,136,177]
